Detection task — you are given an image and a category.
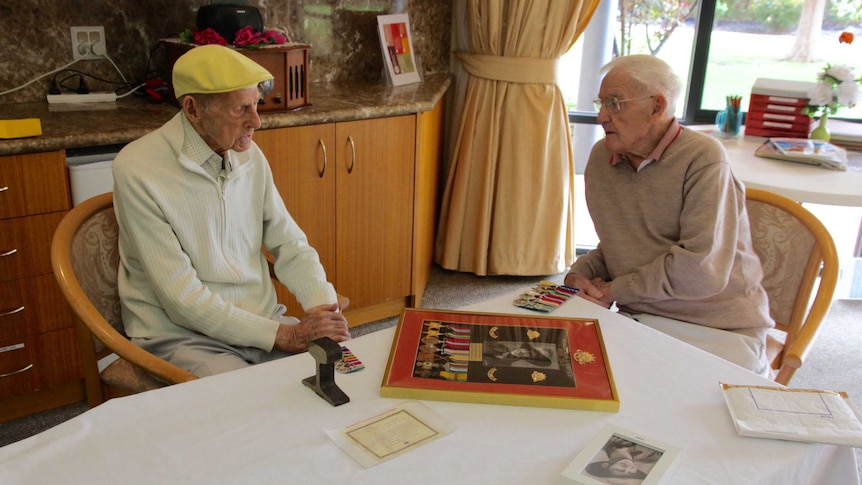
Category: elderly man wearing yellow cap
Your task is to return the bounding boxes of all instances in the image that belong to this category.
[112,45,349,377]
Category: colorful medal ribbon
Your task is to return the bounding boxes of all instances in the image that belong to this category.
[513,281,579,313]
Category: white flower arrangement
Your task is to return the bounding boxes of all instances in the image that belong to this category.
[803,32,862,119]
[805,64,861,117]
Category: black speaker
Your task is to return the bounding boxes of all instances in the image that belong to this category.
[196,4,263,44]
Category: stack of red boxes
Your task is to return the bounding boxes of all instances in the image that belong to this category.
[745,78,817,138]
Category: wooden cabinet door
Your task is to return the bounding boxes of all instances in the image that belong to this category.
[0,212,66,282]
[335,116,416,308]
[254,125,337,316]
[0,151,70,220]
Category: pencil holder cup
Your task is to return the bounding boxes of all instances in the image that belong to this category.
[716,108,743,137]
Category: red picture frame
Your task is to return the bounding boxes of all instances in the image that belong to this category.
[380,308,619,412]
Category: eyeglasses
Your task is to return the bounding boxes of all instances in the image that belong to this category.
[258,79,274,96]
[593,95,655,113]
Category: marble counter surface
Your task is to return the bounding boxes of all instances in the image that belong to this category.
[0,73,450,157]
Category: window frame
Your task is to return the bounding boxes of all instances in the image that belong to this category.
[567,0,721,126]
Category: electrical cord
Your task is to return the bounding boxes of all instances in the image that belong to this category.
[0,57,84,97]
[3,43,159,101]
[103,53,131,89]
[47,51,133,97]
[116,83,145,99]
[53,69,128,89]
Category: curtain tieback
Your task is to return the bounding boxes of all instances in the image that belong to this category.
[456,51,559,85]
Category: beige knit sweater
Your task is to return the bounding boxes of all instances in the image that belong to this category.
[569,127,773,340]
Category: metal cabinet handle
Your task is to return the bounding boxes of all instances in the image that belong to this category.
[0,363,34,379]
[1,306,24,317]
[318,139,327,178]
[1,248,17,257]
[0,186,8,192]
[347,136,356,174]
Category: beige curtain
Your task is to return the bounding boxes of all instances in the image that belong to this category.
[436,0,599,276]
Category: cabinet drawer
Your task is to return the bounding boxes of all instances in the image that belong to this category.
[0,151,70,220]
[0,274,73,342]
[0,211,66,281]
[0,327,80,398]
[0,338,37,396]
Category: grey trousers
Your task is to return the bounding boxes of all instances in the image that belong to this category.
[131,305,299,377]
[623,312,771,378]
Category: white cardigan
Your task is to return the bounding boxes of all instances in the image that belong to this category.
[113,112,336,351]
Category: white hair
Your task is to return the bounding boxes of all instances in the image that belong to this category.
[600,55,681,114]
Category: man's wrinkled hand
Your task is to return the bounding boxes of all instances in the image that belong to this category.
[274,303,350,353]
[564,273,613,309]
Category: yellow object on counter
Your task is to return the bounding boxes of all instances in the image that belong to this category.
[0,118,42,139]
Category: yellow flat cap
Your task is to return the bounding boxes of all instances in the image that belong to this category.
[172,45,273,98]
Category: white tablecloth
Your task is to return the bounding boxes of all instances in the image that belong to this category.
[0,291,858,484]
[694,126,862,207]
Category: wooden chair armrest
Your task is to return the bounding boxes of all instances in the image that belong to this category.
[74,304,197,385]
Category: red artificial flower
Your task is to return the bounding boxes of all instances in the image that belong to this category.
[193,28,228,46]
[839,31,854,45]
[262,30,287,45]
[233,25,265,47]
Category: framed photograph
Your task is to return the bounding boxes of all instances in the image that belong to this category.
[380,308,619,411]
[377,13,421,86]
[559,425,681,485]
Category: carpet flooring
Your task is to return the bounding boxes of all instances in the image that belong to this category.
[2,264,860,479]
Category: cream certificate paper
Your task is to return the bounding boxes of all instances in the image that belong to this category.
[327,401,455,468]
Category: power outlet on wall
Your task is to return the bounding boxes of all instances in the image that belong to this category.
[71,26,107,60]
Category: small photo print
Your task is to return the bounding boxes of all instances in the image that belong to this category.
[559,426,680,485]
[583,434,663,484]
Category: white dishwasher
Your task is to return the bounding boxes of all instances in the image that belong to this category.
[66,145,122,206]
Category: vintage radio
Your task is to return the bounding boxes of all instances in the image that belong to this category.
[161,39,310,112]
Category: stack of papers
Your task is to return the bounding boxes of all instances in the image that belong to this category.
[755,138,848,171]
[721,383,862,447]
[826,118,862,151]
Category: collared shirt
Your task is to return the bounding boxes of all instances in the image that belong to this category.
[610,118,683,172]
[180,114,231,181]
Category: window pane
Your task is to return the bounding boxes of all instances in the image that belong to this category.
[705,3,862,121]
[562,0,862,122]
[560,0,696,119]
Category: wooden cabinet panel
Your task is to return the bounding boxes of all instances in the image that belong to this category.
[35,328,81,389]
[0,150,70,219]
[254,124,337,317]
[0,274,73,342]
[0,212,66,282]
[0,150,81,418]
[0,328,81,398]
[0,275,72,341]
[257,114,420,320]
[0,336,37,397]
[0,280,28,342]
[335,116,415,308]
[256,124,337,271]
[413,101,446,306]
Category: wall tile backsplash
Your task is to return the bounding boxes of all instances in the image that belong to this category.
[0,0,451,104]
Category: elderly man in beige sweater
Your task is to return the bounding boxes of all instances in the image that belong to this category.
[565,55,774,377]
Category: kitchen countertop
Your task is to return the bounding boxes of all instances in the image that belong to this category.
[0,73,451,156]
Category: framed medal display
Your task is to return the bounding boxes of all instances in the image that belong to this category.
[380,308,619,411]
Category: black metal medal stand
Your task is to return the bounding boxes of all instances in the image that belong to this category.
[302,337,350,406]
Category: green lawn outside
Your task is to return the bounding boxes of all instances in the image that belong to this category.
[564,24,862,120]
